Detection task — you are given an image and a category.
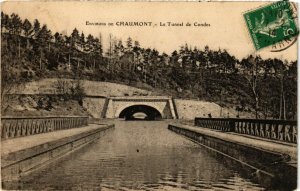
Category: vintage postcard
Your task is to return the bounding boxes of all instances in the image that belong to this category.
[1,1,298,191]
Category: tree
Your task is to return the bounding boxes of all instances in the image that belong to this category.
[1,12,9,32]
[51,32,64,68]
[285,61,297,119]
[240,55,262,118]
[33,19,41,39]
[1,52,27,112]
[203,45,210,69]
[22,19,32,37]
[86,34,94,52]
[69,28,81,69]
[8,13,23,58]
[1,12,10,50]
[70,79,85,104]
[91,37,102,69]
[54,32,64,46]
[80,32,85,49]
[106,34,115,70]
[9,13,22,35]
[221,49,236,73]
[64,35,72,70]
[134,40,140,48]
[98,33,103,56]
[126,37,132,50]
[276,60,288,120]
[36,24,52,46]
[22,19,33,48]
[71,28,80,47]
[36,24,52,69]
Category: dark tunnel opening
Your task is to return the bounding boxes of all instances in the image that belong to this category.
[119,105,162,120]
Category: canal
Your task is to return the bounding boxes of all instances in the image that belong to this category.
[6,120,266,190]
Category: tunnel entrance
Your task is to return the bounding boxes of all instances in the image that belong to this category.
[119,105,162,120]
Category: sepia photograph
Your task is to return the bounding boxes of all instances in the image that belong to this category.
[0,1,298,190]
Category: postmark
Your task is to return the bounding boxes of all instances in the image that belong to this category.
[244,1,298,51]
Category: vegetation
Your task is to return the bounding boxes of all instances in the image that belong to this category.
[1,12,297,119]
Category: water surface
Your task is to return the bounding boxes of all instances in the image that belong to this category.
[5,120,265,190]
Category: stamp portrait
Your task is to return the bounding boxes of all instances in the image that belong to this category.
[244,1,298,51]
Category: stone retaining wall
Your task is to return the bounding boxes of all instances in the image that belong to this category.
[1,124,114,181]
[168,123,297,190]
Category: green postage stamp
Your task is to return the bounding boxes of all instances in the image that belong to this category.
[244,1,298,51]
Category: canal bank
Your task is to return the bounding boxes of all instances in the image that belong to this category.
[168,123,297,190]
[1,123,114,182]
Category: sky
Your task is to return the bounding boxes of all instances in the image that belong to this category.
[2,1,298,61]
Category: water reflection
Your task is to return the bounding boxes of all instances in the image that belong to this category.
[3,120,266,190]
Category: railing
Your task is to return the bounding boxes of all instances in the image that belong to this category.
[194,118,235,132]
[1,116,89,140]
[195,118,297,144]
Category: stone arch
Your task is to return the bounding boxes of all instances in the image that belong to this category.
[118,105,162,120]
[114,102,164,118]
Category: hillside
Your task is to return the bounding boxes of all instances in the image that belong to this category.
[4,79,255,119]
[3,94,89,117]
[1,12,297,119]
[2,79,152,117]
[14,78,152,97]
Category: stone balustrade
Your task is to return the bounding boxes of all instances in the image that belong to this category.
[195,118,297,143]
[1,116,88,140]
[194,118,235,132]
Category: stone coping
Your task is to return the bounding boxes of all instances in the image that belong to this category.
[1,116,89,119]
[1,124,114,168]
[169,123,297,163]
